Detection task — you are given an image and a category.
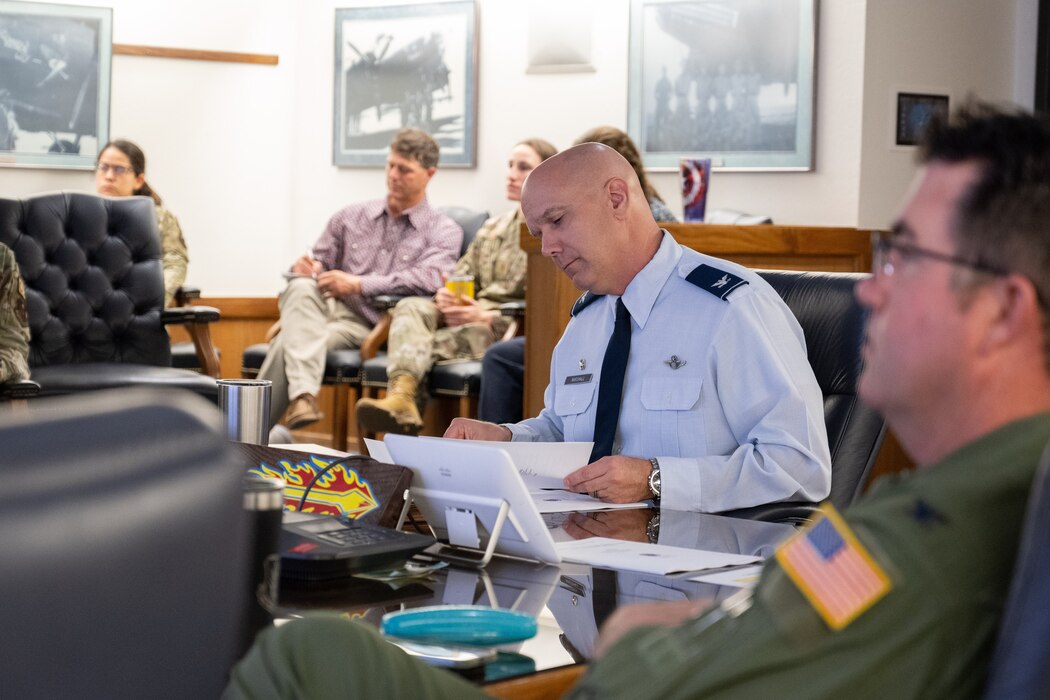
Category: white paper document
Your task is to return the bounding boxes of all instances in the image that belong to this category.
[689,564,765,589]
[420,437,593,489]
[363,437,393,464]
[531,489,648,513]
[554,537,762,575]
[375,436,648,513]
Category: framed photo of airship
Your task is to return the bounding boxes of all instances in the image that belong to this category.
[628,0,817,171]
[0,1,112,170]
[334,1,478,167]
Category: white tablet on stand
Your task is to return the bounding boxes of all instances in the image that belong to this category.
[385,435,561,567]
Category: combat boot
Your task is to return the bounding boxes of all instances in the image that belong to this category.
[355,375,424,435]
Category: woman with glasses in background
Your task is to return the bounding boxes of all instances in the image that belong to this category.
[96,140,189,307]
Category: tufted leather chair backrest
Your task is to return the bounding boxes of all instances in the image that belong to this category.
[0,192,170,367]
[757,270,887,509]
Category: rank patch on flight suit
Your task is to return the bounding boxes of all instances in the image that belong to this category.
[775,504,891,630]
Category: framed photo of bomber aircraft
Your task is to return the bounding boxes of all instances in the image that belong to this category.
[334,1,478,167]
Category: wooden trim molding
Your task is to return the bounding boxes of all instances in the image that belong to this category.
[113,44,279,65]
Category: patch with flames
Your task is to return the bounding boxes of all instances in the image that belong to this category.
[248,454,378,519]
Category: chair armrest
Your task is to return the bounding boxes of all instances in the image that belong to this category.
[174,286,202,306]
[360,312,391,361]
[0,379,41,401]
[359,295,416,360]
[717,501,820,527]
[372,294,407,310]
[499,300,526,318]
[161,306,222,378]
[161,305,221,325]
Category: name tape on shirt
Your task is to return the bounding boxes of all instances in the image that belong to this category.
[775,503,891,630]
[565,374,593,385]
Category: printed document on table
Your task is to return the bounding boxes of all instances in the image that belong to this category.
[554,537,762,575]
[419,437,593,489]
[531,489,647,513]
[431,438,648,512]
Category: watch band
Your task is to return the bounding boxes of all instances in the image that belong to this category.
[647,457,661,500]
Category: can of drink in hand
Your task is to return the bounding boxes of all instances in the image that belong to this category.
[445,274,475,302]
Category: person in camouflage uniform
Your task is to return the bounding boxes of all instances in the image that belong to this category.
[355,138,557,435]
[96,139,189,307]
[226,102,1050,700]
[0,243,30,383]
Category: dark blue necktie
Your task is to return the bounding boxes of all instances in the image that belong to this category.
[589,298,631,462]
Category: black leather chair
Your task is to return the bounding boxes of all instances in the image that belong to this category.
[0,192,219,399]
[983,441,1050,700]
[0,388,249,698]
[241,206,489,449]
[724,270,887,523]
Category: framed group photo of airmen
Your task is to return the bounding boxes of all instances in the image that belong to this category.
[333,0,478,168]
[0,1,112,170]
[627,0,817,172]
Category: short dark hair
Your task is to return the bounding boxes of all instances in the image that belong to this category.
[920,100,1050,367]
[390,128,440,169]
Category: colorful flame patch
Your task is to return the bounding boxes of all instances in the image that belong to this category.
[248,454,378,519]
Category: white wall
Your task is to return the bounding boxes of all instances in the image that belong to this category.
[856,0,1029,228]
[0,0,1037,295]
[0,0,298,296]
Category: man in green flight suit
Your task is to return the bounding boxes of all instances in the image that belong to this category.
[0,242,30,384]
[223,101,1050,700]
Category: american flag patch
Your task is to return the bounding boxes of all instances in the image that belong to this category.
[775,504,891,630]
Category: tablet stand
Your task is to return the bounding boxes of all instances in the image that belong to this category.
[397,491,510,568]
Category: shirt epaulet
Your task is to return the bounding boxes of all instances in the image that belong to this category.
[571,291,604,317]
[684,263,749,301]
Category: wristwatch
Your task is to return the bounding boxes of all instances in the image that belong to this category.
[647,511,661,544]
[647,457,661,501]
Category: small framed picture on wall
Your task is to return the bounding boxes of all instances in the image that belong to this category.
[894,92,950,147]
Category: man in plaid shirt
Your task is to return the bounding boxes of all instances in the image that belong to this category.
[259,128,461,430]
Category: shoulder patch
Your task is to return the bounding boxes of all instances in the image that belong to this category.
[571,291,604,317]
[774,504,891,631]
[685,264,749,300]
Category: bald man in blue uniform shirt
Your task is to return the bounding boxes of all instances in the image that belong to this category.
[445,142,831,513]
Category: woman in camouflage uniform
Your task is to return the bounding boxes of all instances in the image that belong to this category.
[0,242,29,382]
[96,139,189,307]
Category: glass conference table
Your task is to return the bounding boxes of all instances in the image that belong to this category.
[265,508,796,685]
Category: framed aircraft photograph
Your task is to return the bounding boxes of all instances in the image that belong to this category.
[627,0,817,172]
[0,1,112,170]
[333,1,478,168]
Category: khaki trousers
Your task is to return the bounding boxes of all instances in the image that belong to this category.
[258,277,371,427]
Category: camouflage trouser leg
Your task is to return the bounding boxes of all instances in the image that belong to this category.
[387,297,497,382]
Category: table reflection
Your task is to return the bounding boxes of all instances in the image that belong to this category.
[270,508,797,672]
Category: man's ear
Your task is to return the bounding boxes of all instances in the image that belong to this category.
[607,177,630,219]
[982,274,1041,351]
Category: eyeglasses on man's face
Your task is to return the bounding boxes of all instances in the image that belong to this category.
[96,162,132,176]
[869,229,1010,279]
